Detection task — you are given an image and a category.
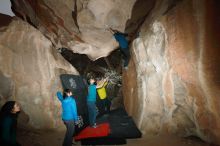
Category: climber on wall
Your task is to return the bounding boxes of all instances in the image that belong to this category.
[108,27,130,70]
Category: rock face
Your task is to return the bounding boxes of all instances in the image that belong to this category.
[11,0,137,60]
[1,0,220,145]
[0,18,78,128]
[123,0,220,145]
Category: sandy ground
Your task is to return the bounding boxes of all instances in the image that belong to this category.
[17,128,217,146]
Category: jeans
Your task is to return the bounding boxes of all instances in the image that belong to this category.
[87,102,97,126]
[63,120,75,146]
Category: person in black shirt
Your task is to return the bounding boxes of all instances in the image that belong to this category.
[0,101,21,146]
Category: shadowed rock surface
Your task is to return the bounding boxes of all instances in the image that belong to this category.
[10,0,138,60]
[123,0,220,145]
[0,18,78,128]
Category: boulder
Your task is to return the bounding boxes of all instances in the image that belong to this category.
[123,0,220,144]
[11,0,137,60]
[0,18,78,128]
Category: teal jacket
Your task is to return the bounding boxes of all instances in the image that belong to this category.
[0,115,17,145]
[57,92,78,121]
[113,32,128,49]
[87,84,97,102]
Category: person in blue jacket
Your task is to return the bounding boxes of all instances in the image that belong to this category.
[0,101,21,146]
[109,27,130,69]
[57,89,78,146]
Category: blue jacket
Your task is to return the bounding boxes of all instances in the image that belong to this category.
[114,32,128,49]
[57,92,78,121]
[87,84,97,102]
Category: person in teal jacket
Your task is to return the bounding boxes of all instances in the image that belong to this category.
[87,77,107,128]
[57,89,78,146]
[0,101,21,146]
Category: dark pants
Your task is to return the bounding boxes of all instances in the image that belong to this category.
[87,102,97,126]
[0,142,21,146]
[100,98,111,114]
[120,48,130,67]
[63,120,75,146]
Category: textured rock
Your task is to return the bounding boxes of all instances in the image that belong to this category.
[1,0,220,145]
[123,0,220,145]
[11,0,136,60]
[0,18,77,128]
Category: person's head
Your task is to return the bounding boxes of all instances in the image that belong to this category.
[0,101,21,116]
[89,78,96,85]
[63,89,73,98]
[96,76,104,83]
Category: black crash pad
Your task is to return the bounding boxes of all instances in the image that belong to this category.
[60,74,89,133]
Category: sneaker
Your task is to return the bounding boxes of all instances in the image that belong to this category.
[124,66,128,70]
[92,123,98,128]
[72,141,77,145]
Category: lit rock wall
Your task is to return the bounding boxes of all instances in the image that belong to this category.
[11,0,136,60]
[0,19,78,128]
[123,0,220,145]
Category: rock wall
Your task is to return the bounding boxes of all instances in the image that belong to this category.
[1,1,220,145]
[0,18,78,128]
[123,0,220,145]
[11,0,136,60]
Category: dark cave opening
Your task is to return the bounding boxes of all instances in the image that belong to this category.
[60,48,122,77]
[60,47,124,111]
